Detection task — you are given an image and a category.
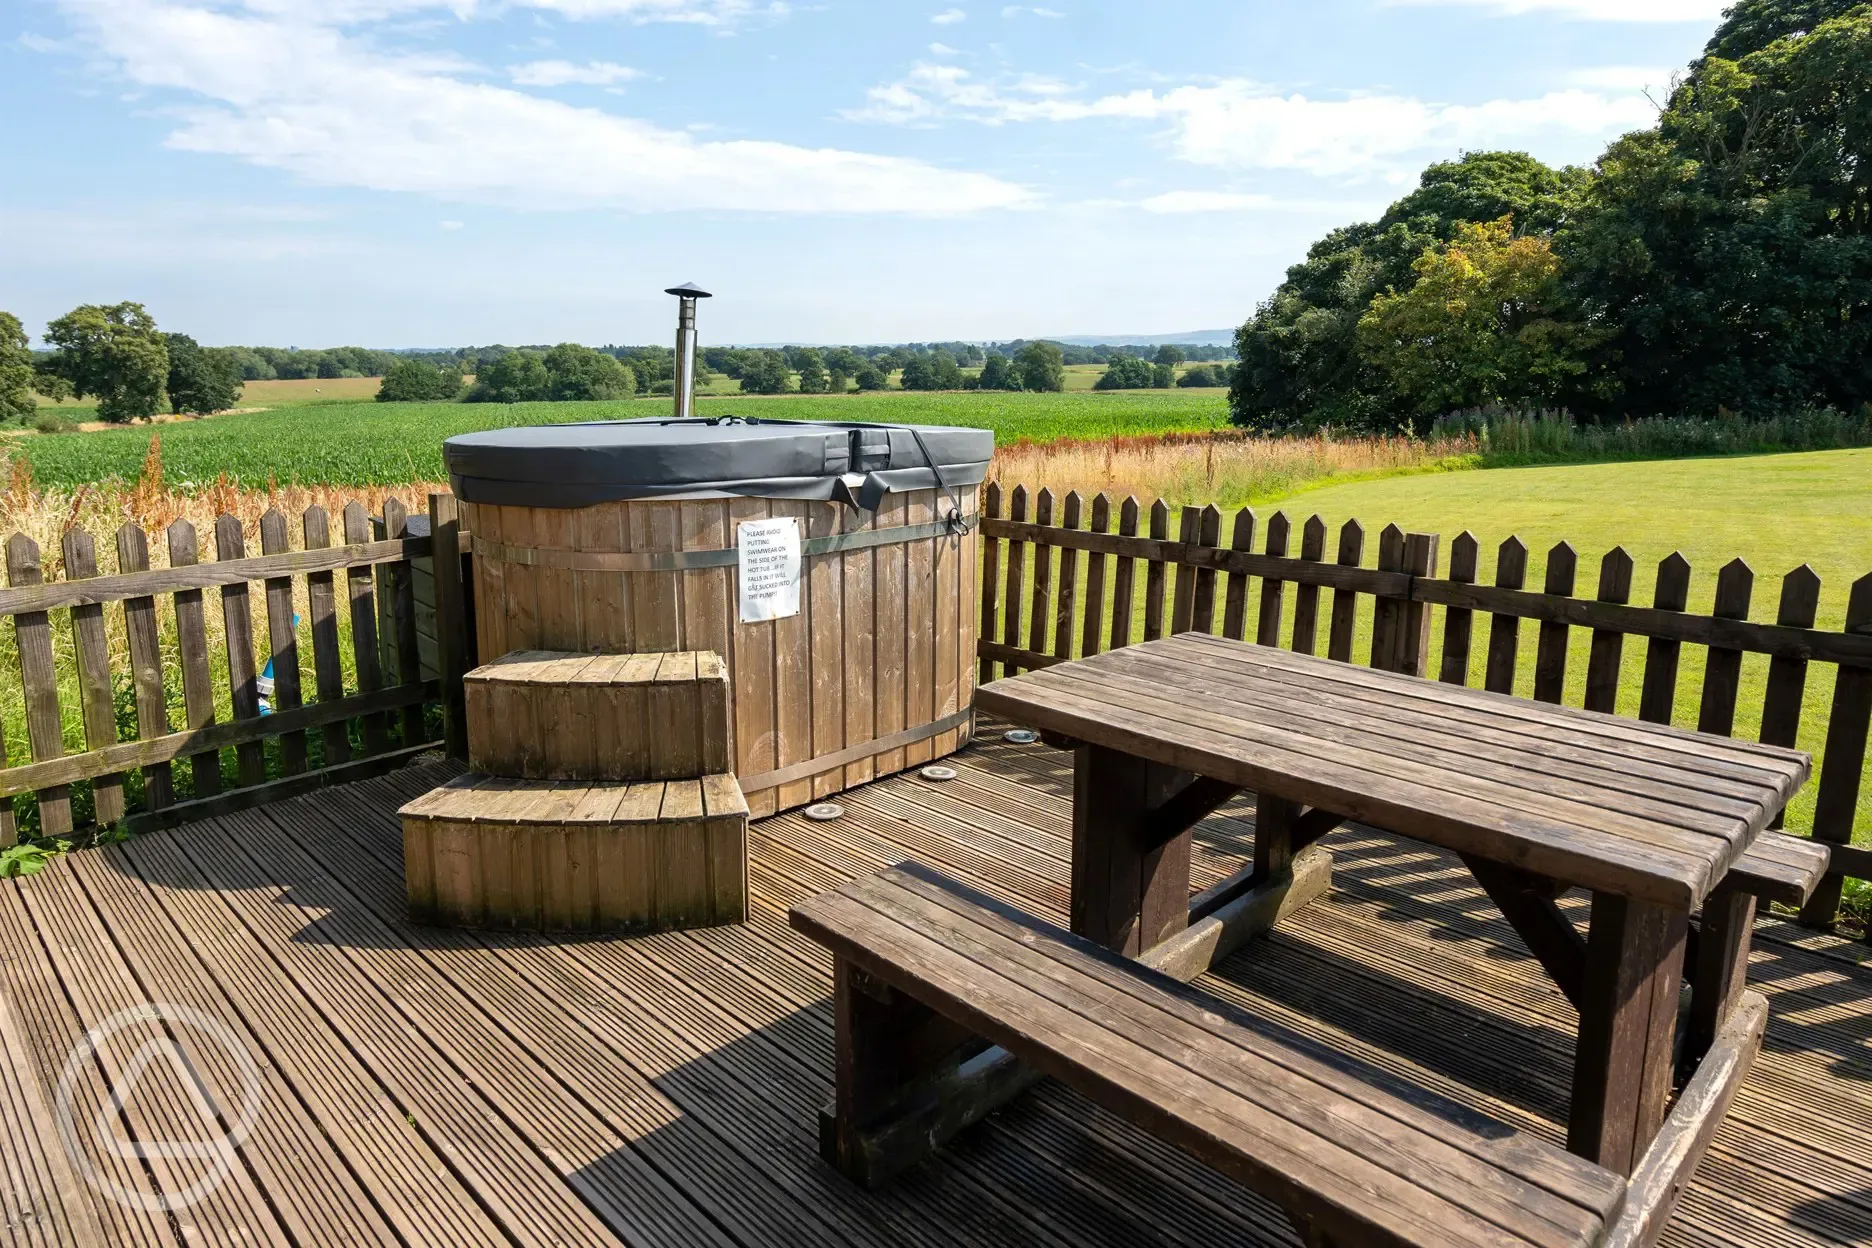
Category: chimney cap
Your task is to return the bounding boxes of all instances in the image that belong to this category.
[664,282,713,299]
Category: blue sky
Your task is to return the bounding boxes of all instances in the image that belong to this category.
[5,0,1726,347]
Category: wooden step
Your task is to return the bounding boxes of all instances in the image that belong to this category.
[400,772,748,933]
[465,651,732,782]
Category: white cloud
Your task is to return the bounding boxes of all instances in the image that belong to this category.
[1157,82,1653,177]
[842,64,1157,125]
[440,219,465,229]
[931,7,965,22]
[509,59,641,85]
[928,41,959,55]
[1566,65,1672,93]
[1383,0,1724,20]
[848,65,1657,177]
[214,0,787,24]
[1139,191,1272,213]
[1138,190,1378,214]
[55,0,1032,215]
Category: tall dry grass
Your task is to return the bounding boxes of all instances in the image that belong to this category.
[987,429,1483,506]
[0,438,443,579]
[0,439,448,837]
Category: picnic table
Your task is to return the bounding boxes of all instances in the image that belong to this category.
[973,632,1812,1176]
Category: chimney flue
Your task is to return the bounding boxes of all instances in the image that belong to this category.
[664,282,712,420]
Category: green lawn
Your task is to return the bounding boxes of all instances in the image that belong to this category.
[18,389,1231,488]
[1257,451,1872,851]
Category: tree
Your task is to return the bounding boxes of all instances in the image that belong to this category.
[164,333,244,415]
[978,354,1021,391]
[466,352,548,403]
[1560,5,1872,415]
[0,313,37,423]
[1095,356,1159,390]
[1705,0,1863,57]
[1357,217,1592,415]
[1153,344,1185,366]
[542,343,634,401]
[1151,362,1175,388]
[901,351,962,391]
[853,362,887,391]
[379,358,466,402]
[1015,341,1066,392]
[739,350,791,395]
[41,302,170,423]
[794,348,829,394]
[1177,365,1219,388]
[823,347,861,394]
[1230,151,1588,431]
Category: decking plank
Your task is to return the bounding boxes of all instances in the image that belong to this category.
[0,734,1863,1248]
[0,989,104,1248]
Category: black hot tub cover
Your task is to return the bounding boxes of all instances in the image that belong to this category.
[444,416,995,511]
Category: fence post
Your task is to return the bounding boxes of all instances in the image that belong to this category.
[1802,572,1872,928]
[1398,532,1440,678]
[429,492,472,761]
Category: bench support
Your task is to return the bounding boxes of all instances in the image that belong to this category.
[1686,883,1755,1064]
[1570,893,1689,1175]
[821,958,979,1184]
[820,846,1332,1187]
[1602,991,1767,1248]
[1462,856,1587,1010]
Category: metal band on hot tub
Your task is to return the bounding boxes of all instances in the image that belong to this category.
[470,517,972,572]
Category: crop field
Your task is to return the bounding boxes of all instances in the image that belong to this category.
[17,389,1233,488]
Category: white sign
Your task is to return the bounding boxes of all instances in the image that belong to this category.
[737,516,802,623]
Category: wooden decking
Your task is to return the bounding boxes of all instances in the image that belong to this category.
[2,728,1868,1248]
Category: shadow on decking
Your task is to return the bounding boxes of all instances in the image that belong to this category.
[67,745,1872,1248]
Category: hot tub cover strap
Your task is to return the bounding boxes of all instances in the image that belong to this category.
[472,516,967,572]
[445,416,993,510]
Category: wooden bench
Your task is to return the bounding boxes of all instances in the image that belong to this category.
[1722,830,1829,909]
[793,861,1632,1248]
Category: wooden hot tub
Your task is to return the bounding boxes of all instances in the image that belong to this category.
[445,417,991,817]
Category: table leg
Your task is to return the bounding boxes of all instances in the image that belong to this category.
[1568,892,1689,1174]
[1071,744,1193,956]
[1254,793,1299,882]
[1687,883,1755,1063]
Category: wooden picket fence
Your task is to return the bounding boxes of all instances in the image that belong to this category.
[4,476,1868,932]
[975,482,1872,929]
[0,494,472,841]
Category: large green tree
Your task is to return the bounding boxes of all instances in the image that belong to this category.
[1229,151,1589,431]
[467,352,549,403]
[165,333,245,415]
[380,357,467,402]
[901,351,963,391]
[1561,4,1872,415]
[1095,355,1158,390]
[41,302,170,423]
[542,343,634,400]
[1704,0,1864,56]
[978,354,1020,391]
[739,350,791,395]
[0,313,37,423]
[793,348,829,394]
[1015,341,1066,393]
[1358,218,1593,414]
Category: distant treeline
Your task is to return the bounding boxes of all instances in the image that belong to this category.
[1,301,1246,423]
